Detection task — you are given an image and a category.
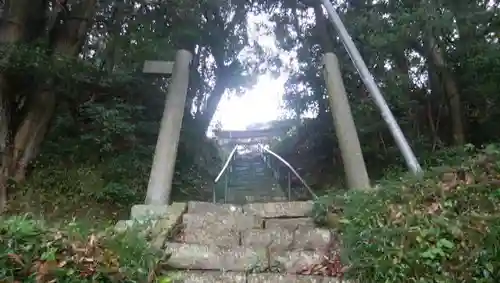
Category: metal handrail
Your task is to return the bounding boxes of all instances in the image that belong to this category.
[258,145,317,199]
[213,145,239,203]
[215,145,238,183]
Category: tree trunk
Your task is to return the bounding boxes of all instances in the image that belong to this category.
[0,0,46,43]
[426,36,465,145]
[0,0,97,212]
[100,4,125,73]
[312,2,334,53]
[0,0,46,212]
[196,70,229,132]
[11,85,55,182]
[50,0,97,56]
[14,0,97,176]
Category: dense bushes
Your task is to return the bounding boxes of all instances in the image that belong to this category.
[335,145,500,282]
[0,215,171,282]
[1,45,221,222]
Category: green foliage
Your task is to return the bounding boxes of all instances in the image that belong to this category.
[0,215,171,282]
[337,146,500,282]
[3,46,221,221]
[268,0,500,189]
[311,193,337,226]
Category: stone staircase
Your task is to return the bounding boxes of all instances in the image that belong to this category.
[115,147,345,282]
[225,153,288,204]
[119,200,343,282]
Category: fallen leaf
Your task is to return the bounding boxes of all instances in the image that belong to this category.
[7,253,24,266]
[426,202,442,214]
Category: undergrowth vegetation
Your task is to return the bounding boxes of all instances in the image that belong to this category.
[314,144,500,282]
[2,50,222,224]
[0,215,172,282]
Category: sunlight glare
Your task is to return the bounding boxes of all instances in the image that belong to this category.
[209,11,287,133]
[212,74,286,131]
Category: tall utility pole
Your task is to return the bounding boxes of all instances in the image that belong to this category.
[320,0,422,175]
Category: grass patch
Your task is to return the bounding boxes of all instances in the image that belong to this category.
[5,163,146,228]
[0,214,172,282]
[324,145,500,282]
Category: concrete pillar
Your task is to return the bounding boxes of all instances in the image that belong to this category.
[145,49,193,205]
[322,52,370,190]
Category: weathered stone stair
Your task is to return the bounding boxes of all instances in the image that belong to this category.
[226,153,287,203]
[133,200,342,282]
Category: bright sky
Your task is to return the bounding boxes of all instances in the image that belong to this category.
[210,13,287,132]
[212,74,287,130]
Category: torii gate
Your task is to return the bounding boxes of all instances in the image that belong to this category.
[142,0,422,207]
[213,125,293,151]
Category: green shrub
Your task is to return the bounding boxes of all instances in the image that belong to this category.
[0,215,171,282]
[340,147,500,282]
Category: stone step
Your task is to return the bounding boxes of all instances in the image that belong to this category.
[226,195,289,203]
[166,271,246,283]
[165,242,330,274]
[247,274,342,283]
[228,182,280,188]
[231,171,270,178]
[231,173,268,178]
[225,192,284,198]
[228,181,277,188]
[242,226,332,251]
[226,189,285,197]
[243,201,314,218]
[166,271,342,282]
[179,212,330,250]
[233,162,254,167]
[265,217,315,231]
[187,201,243,214]
[232,169,268,174]
[232,160,264,165]
[185,201,314,218]
[226,185,267,191]
[225,190,286,197]
[231,165,266,171]
[230,173,272,180]
[179,213,261,247]
[182,210,263,229]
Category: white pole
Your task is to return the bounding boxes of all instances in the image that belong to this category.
[320,0,422,175]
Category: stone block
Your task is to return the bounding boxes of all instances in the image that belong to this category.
[273,250,324,274]
[182,212,262,231]
[114,219,156,236]
[242,227,294,250]
[246,274,325,283]
[219,246,268,271]
[165,242,223,270]
[114,220,134,233]
[322,278,344,283]
[149,202,187,249]
[165,243,267,272]
[131,204,169,220]
[265,218,315,231]
[166,271,246,283]
[187,201,242,214]
[181,223,240,248]
[293,228,332,250]
[243,201,314,218]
